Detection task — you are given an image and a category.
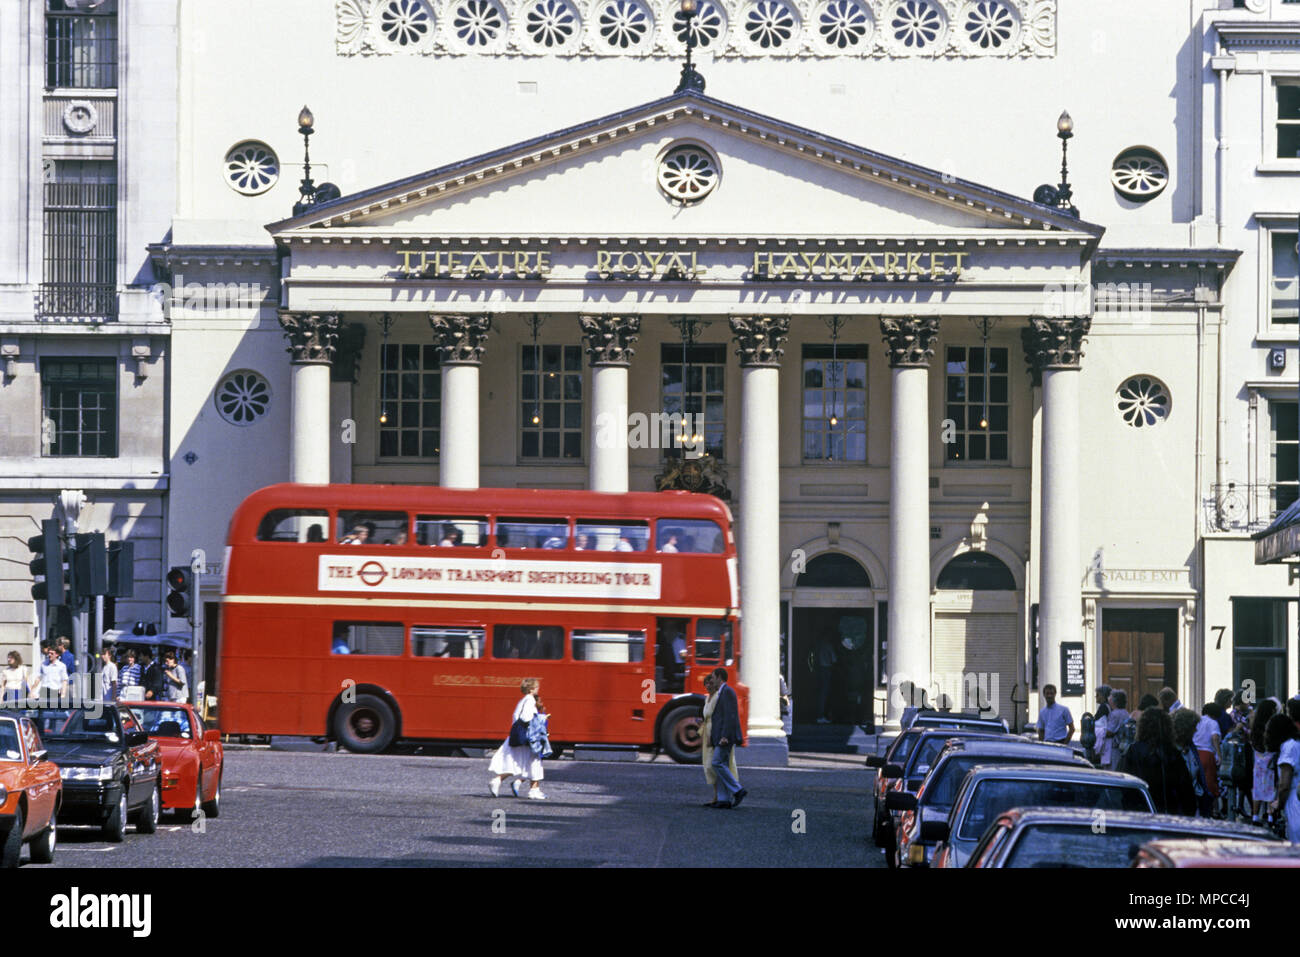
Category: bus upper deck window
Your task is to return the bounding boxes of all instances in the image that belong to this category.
[657,519,725,554]
[575,521,649,552]
[337,512,409,545]
[497,519,569,549]
[415,516,488,547]
[257,509,330,542]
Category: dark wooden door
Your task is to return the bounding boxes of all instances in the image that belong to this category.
[1102,609,1178,707]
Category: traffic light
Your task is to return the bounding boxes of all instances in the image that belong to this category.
[166,565,194,619]
[27,519,68,606]
[107,541,135,598]
[74,532,108,600]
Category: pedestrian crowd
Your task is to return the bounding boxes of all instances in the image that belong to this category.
[1075,683,1300,841]
[0,638,195,706]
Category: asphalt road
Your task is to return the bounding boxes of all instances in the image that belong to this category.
[36,748,885,868]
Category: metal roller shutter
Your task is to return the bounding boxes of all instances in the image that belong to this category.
[932,612,1018,723]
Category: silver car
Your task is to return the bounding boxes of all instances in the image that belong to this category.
[930,765,1154,868]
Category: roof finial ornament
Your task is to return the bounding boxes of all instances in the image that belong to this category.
[675,0,706,94]
[1032,110,1078,218]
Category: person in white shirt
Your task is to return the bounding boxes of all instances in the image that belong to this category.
[2,651,30,705]
[99,646,119,701]
[1036,684,1075,745]
[1194,703,1223,801]
[31,645,69,700]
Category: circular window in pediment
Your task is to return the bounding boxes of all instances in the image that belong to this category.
[657,142,720,204]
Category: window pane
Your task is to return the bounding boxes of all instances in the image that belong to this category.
[412,626,484,658]
[572,630,646,663]
[1271,232,1299,324]
[333,621,404,656]
[497,519,568,549]
[492,625,564,660]
[576,522,650,551]
[657,519,724,553]
[256,509,330,543]
[415,516,489,547]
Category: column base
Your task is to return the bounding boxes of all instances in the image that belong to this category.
[735,734,789,768]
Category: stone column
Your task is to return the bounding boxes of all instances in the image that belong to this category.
[1025,316,1090,716]
[279,311,341,485]
[729,315,789,766]
[880,317,941,724]
[429,314,491,490]
[579,315,640,494]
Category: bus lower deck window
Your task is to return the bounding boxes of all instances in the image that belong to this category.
[572,629,646,663]
[333,622,404,656]
[695,619,733,664]
[492,625,564,659]
[412,626,485,658]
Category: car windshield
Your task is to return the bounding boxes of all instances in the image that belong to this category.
[0,720,20,761]
[19,708,119,741]
[958,781,1153,840]
[135,708,192,738]
[1004,824,1242,868]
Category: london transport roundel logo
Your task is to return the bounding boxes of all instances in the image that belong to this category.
[358,561,388,587]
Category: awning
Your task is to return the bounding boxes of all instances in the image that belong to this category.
[1253,497,1300,564]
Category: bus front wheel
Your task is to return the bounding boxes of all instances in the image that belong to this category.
[334,694,397,754]
[661,707,704,765]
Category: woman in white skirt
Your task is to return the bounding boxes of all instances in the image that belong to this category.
[489,677,547,800]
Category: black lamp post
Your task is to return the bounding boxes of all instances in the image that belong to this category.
[294,105,317,215]
[675,0,706,94]
[1033,110,1079,218]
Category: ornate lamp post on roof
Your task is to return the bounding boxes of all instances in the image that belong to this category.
[1033,110,1079,218]
[675,0,706,94]
[292,106,341,215]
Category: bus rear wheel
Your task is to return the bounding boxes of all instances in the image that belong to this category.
[334,694,397,754]
[661,707,704,765]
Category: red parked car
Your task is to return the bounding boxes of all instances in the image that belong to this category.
[0,714,61,866]
[128,702,223,819]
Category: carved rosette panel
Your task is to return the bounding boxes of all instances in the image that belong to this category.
[1023,315,1090,373]
[335,0,1055,58]
[879,316,939,367]
[429,313,493,364]
[729,315,790,367]
[279,311,342,365]
[579,314,641,366]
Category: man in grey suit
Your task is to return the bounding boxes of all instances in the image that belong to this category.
[707,667,747,809]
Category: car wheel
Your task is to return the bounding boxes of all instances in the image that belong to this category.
[0,807,23,868]
[661,707,704,765]
[333,694,397,754]
[29,813,55,865]
[104,790,127,843]
[136,783,161,834]
[202,773,221,819]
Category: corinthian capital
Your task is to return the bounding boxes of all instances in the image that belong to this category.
[279,311,341,365]
[729,315,790,368]
[429,314,492,365]
[1023,316,1091,375]
[879,317,940,368]
[579,314,640,367]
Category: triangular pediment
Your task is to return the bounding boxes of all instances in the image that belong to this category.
[267,92,1103,245]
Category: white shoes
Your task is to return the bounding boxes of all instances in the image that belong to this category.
[489,777,501,797]
[527,789,547,800]
[510,779,521,798]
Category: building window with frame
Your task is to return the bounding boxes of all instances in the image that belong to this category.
[945,345,1009,462]
[802,344,866,461]
[40,160,116,321]
[378,343,440,458]
[1279,83,1300,160]
[521,344,582,459]
[661,343,724,459]
[45,0,118,90]
[1272,399,1298,516]
[1232,598,1289,702]
[1270,231,1299,327]
[41,358,117,457]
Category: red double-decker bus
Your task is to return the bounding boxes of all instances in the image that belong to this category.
[217,484,745,762]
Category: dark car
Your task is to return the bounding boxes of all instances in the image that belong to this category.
[966,808,1279,868]
[890,738,1089,867]
[869,727,1005,861]
[903,710,1010,734]
[18,703,161,841]
[931,765,1155,868]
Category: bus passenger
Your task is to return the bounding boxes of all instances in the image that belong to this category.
[659,528,682,553]
[614,534,634,552]
[391,528,409,545]
[340,522,374,545]
[575,533,592,551]
[438,526,463,547]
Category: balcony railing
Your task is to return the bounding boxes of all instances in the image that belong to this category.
[1203,482,1298,534]
[35,283,117,322]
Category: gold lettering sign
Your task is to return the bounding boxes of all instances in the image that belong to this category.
[394,245,969,281]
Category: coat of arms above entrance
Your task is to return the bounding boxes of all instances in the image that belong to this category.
[335,0,1056,59]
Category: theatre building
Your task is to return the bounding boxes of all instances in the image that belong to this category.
[4,1,1297,757]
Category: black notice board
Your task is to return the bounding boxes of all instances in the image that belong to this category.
[1061,642,1085,696]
